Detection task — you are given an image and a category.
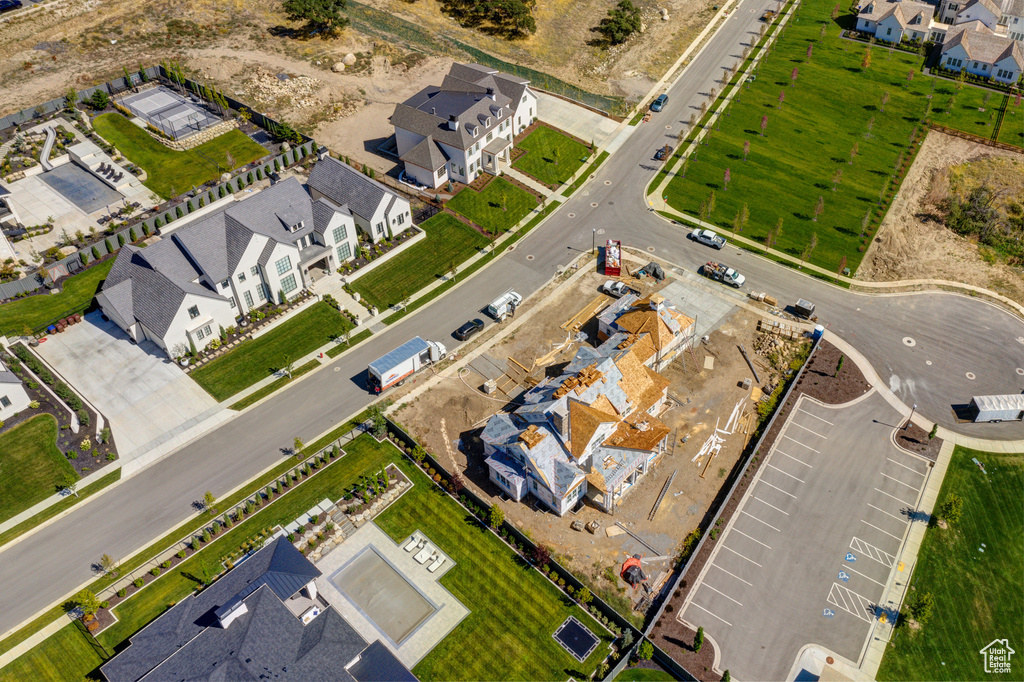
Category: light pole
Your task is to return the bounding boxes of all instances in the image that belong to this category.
[904,403,916,430]
[592,228,596,256]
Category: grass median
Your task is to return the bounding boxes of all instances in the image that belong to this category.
[565,151,609,195]
[0,469,120,549]
[228,359,320,411]
[0,260,112,336]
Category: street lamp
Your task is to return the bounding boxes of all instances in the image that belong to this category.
[592,228,596,256]
[904,403,917,430]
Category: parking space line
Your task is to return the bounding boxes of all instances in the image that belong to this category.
[843,565,886,588]
[827,583,874,623]
[782,434,820,453]
[776,450,813,468]
[798,408,834,425]
[874,487,915,506]
[722,545,763,567]
[741,510,781,532]
[867,503,908,523]
[860,518,903,541]
[791,422,828,438]
[880,472,921,491]
[689,601,734,627]
[733,528,772,549]
[767,463,805,483]
[886,457,926,476]
[712,563,754,586]
[851,537,896,567]
[752,495,790,515]
[758,480,798,499]
[701,582,743,606]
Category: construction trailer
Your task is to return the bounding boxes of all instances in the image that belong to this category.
[367,336,447,394]
[970,394,1024,422]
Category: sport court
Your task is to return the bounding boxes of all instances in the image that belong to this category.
[39,163,122,214]
[119,86,220,140]
[678,390,931,680]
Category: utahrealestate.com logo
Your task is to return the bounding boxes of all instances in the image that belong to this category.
[980,639,1015,674]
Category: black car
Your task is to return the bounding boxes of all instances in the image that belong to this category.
[654,145,674,161]
[454,318,484,341]
[0,0,23,12]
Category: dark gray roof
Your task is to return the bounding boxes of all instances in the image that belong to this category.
[258,238,278,267]
[311,197,349,235]
[399,136,448,171]
[0,369,21,384]
[101,538,403,682]
[225,177,316,242]
[307,156,401,223]
[348,640,418,682]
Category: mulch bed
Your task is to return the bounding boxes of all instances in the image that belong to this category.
[649,339,871,679]
[894,420,942,461]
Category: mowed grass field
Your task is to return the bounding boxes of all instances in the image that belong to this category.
[92,113,267,199]
[997,94,1024,146]
[0,623,105,682]
[0,415,77,524]
[447,177,539,233]
[662,0,997,273]
[513,126,591,185]
[350,213,489,311]
[877,446,1024,681]
[0,260,113,336]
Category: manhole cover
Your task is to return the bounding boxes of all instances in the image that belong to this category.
[567,213,576,218]
[590,203,599,207]
[902,337,916,347]
[966,372,976,380]
[597,228,605,235]
[526,255,535,260]
[665,125,672,130]
[334,367,340,372]
[604,180,612,185]
[1017,367,1024,375]
[647,246,656,252]
[926,360,932,366]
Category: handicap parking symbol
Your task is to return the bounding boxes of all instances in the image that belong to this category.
[838,571,850,582]
[823,608,835,618]
[845,552,857,563]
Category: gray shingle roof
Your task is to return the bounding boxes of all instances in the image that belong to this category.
[348,640,419,682]
[0,370,21,384]
[311,197,348,235]
[1005,0,1024,16]
[307,156,401,223]
[943,23,1023,63]
[400,136,449,171]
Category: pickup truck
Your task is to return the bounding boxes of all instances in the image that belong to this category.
[701,261,745,288]
[601,280,634,298]
[760,9,776,21]
[690,228,727,250]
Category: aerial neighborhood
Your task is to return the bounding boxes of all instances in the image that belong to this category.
[0,0,1021,680]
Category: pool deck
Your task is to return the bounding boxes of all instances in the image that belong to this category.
[314,521,469,667]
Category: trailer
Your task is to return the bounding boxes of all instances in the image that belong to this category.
[700,261,745,288]
[605,240,622,277]
[970,394,1024,422]
[367,336,447,394]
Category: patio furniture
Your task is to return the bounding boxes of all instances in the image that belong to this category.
[428,555,446,573]
[414,545,434,564]
[404,535,421,552]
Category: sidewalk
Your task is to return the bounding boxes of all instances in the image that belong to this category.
[503,167,551,196]
[0,465,117,535]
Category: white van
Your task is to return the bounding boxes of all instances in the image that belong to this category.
[487,290,522,319]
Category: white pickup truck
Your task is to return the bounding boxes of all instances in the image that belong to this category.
[690,228,727,250]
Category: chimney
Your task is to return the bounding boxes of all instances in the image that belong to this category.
[487,87,496,101]
[431,107,436,115]
[447,114,459,131]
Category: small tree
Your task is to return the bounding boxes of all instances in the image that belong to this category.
[938,493,963,524]
[637,640,654,661]
[488,503,505,528]
[448,260,458,283]
[203,490,216,513]
[100,553,118,577]
[849,142,859,165]
[790,66,799,86]
[907,591,933,624]
[862,46,872,69]
[806,43,813,61]
[531,543,550,566]
[801,232,818,265]
[723,167,731,191]
[813,195,825,222]
[831,168,843,191]
[722,670,732,682]
[743,139,750,161]
[838,255,848,275]
[61,471,79,498]
[928,423,938,439]
[72,589,101,617]
[368,403,387,439]
[777,90,785,110]
[577,586,593,605]
[760,114,769,137]
[451,473,464,494]
[880,90,891,113]
[293,437,305,457]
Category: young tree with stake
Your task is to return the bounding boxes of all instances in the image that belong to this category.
[813,195,825,221]
[743,139,750,161]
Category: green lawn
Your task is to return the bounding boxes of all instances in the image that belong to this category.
[661,0,998,274]
[189,302,354,402]
[0,623,106,682]
[376,446,611,681]
[617,668,677,681]
[0,259,113,336]
[92,113,268,199]
[0,415,77,524]
[0,469,119,549]
[228,359,320,410]
[350,213,489,310]
[447,177,539,234]
[997,94,1024,147]
[566,151,610,195]
[877,446,1023,681]
[513,126,591,185]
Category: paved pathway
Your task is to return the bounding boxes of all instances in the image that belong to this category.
[502,166,551,196]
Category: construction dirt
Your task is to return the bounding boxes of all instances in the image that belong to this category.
[859,130,1024,307]
[392,263,793,618]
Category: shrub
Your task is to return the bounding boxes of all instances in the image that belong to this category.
[694,626,704,653]
[66,450,78,460]
[91,246,100,260]
[117,232,125,246]
[150,567,161,577]
[198,196,205,208]
[177,550,187,559]
[245,500,255,515]
[77,408,90,427]
[154,217,163,229]
[133,578,144,588]
[256,168,263,180]
[938,493,963,524]
[637,640,654,661]
[161,560,171,569]
[129,227,138,242]
[106,452,116,461]
[928,423,938,439]
[223,514,233,528]
[202,528,211,543]
[117,588,127,598]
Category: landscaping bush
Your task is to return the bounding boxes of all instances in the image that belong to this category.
[117,588,127,598]
[161,560,171,569]
[117,233,125,246]
[91,246,100,260]
[129,227,138,242]
[150,567,161,577]
[133,578,144,588]
[177,549,186,559]
[153,217,162,229]
[77,408,90,427]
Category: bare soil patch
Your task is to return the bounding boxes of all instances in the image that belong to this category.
[894,420,942,462]
[798,338,871,406]
[859,130,1024,306]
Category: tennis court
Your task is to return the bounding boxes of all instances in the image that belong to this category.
[119,86,220,140]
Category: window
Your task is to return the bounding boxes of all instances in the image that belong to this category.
[275,256,291,275]
[251,265,259,277]
[256,284,267,301]
[886,26,892,35]
[337,243,351,261]
[244,290,254,308]
[517,116,521,126]
[281,273,297,294]
[203,325,212,337]
[973,61,979,68]
[332,224,348,243]
[521,95,527,103]
[436,167,445,179]
[486,131,493,142]
[188,305,199,319]
[0,395,10,408]
[221,279,230,289]
[396,212,405,225]
[196,327,205,340]
[229,297,236,309]
[238,271,246,283]
[459,165,465,176]
[375,222,384,235]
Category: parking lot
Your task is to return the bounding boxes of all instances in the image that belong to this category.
[678,390,931,681]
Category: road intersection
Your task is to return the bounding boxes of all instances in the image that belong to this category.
[1,0,1022,668]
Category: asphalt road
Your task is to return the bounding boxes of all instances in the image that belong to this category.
[1,0,1022,640]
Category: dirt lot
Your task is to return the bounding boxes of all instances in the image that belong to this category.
[859,130,1024,306]
[393,265,791,617]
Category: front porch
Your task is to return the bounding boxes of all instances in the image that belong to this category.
[481,136,513,176]
[299,243,333,284]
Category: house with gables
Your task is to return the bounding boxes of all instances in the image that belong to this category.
[597,293,696,372]
[941,23,1024,80]
[482,329,675,516]
[307,155,412,245]
[391,62,538,189]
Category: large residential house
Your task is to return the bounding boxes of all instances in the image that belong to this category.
[100,537,417,682]
[482,328,675,516]
[597,293,697,372]
[308,155,412,245]
[97,176,359,357]
[391,62,538,189]
[857,0,940,42]
[941,22,1024,80]
[0,359,31,423]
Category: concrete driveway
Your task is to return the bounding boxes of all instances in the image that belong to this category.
[35,312,225,469]
[536,92,621,149]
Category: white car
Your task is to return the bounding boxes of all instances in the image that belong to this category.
[602,280,630,298]
[691,228,727,249]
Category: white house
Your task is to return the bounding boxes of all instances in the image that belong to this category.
[307,155,412,245]
[482,330,673,516]
[0,360,31,422]
[1003,0,1024,40]
[937,0,1024,40]
[941,24,1024,80]
[857,0,939,42]
[97,177,359,357]
[391,62,538,189]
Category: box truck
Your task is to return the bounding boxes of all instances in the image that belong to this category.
[368,336,447,394]
[970,394,1024,422]
[487,290,522,320]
